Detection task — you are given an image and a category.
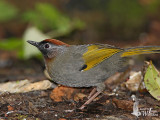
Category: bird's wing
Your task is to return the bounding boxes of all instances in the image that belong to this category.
[81,44,123,71]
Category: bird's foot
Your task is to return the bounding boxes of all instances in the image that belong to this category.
[79,91,101,110]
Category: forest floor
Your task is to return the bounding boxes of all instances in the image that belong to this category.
[0,57,160,120]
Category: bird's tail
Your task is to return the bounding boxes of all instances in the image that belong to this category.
[121,46,160,57]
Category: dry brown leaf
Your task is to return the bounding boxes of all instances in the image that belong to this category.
[125,71,142,92]
[74,93,87,102]
[0,79,54,93]
[112,98,133,111]
[50,86,80,102]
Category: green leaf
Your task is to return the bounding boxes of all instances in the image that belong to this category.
[23,3,85,37]
[0,38,22,51]
[0,0,18,22]
[144,61,160,100]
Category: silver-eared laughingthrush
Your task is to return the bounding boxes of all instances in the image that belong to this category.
[28,39,160,109]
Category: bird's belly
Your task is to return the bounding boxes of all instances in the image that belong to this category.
[48,69,99,87]
[47,62,114,88]
[47,52,125,88]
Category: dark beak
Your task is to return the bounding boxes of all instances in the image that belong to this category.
[27,40,39,47]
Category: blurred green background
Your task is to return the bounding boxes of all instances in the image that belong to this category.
[1,0,160,69]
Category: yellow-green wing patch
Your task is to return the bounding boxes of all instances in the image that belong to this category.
[82,45,122,71]
[121,47,160,57]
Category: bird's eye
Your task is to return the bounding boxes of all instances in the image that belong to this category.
[44,43,50,49]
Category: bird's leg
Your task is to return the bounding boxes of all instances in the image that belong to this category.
[79,83,105,110]
[79,91,101,110]
[87,88,97,99]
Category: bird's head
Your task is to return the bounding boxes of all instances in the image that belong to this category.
[27,39,69,59]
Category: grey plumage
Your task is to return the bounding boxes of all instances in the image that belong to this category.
[45,45,125,92]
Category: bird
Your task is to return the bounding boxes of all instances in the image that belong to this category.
[27,39,160,109]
